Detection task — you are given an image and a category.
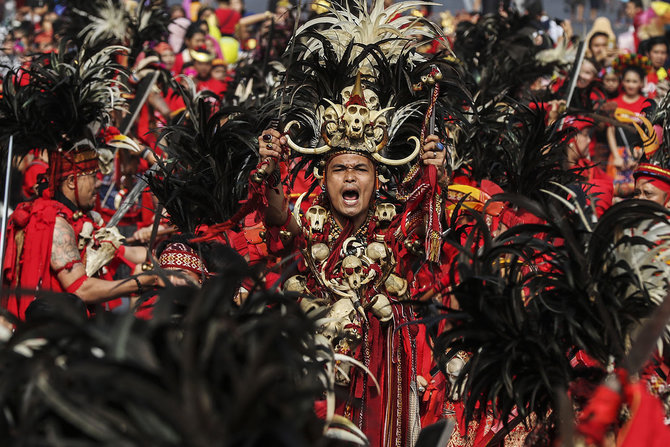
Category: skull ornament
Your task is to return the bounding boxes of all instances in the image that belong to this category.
[365,242,388,265]
[320,299,357,343]
[370,293,393,322]
[299,296,327,315]
[375,203,397,223]
[446,352,469,400]
[322,104,343,136]
[311,243,330,263]
[385,273,408,296]
[78,221,94,250]
[305,205,327,232]
[341,85,380,111]
[342,255,364,290]
[283,275,307,293]
[370,113,388,144]
[343,104,369,140]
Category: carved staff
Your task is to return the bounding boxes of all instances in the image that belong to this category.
[253,0,303,184]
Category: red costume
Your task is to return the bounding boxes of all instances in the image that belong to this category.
[3,150,130,319]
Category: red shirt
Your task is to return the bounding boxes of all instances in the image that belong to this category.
[215,8,241,35]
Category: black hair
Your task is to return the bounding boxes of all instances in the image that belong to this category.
[24,293,88,322]
[645,36,669,54]
[169,4,186,16]
[197,7,215,22]
[621,65,646,84]
[184,21,206,42]
[588,31,609,48]
[13,21,35,38]
[629,0,643,9]
[52,16,69,38]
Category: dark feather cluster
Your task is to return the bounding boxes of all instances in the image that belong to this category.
[0,41,126,159]
[650,92,670,169]
[452,12,564,103]
[454,100,582,204]
[145,87,260,233]
[0,264,334,446]
[435,198,670,433]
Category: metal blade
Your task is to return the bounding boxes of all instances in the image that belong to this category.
[106,164,157,228]
[564,41,586,111]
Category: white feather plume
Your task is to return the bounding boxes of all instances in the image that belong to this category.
[295,0,439,70]
[74,0,128,47]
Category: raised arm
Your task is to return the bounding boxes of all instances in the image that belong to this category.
[257,129,301,237]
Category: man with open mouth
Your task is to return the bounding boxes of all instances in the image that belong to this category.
[252,59,451,445]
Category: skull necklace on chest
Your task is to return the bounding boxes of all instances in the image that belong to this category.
[326,210,372,254]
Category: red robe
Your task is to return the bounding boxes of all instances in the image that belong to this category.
[2,197,126,319]
[3,198,88,319]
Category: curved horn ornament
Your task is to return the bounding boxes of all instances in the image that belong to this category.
[372,136,420,166]
[284,120,332,155]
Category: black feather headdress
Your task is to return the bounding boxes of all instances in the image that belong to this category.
[434,197,670,437]
[452,12,567,104]
[145,81,259,234]
[0,41,127,159]
[0,261,355,445]
[270,0,472,192]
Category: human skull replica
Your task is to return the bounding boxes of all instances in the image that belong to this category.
[311,243,330,263]
[341,85,381,111]
[319,298,357,343]
[365,242,387,265]
[375,203,397,223]
[385,273,408,296]
[342,255,364,290]
[97,149,114,175]
[283,275,307,293]
[305,205,327,232]
[78,221,94,250]
[343,104,369,140]
[322,103,343,135]
[299,296,327,315]
[446,353,467,400]
[370,294,393,322]
[319,298,363,386]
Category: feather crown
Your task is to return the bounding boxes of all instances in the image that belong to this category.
[276,0,469,187]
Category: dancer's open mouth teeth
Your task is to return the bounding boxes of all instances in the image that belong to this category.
[343,191,359,201]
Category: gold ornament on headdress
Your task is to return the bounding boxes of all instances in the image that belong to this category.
[284,73,421,166]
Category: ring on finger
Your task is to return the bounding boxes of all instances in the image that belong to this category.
[266,143,273,149]
[262,134,272,142]
[435,142,444,151]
